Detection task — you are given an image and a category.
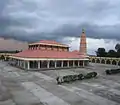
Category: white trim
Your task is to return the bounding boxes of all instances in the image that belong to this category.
[9,56,89,61]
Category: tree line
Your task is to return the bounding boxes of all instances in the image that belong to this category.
[0,50,22,53]
[96,43,120,57]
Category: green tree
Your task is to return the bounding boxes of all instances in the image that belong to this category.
[115,43,120,57]
[116,49,120,57]
[0,55,5,60]
[107,50,116,57]
[115,43,120,51]
[96,48,107,57]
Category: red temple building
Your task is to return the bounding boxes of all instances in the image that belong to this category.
[10,29,89,70]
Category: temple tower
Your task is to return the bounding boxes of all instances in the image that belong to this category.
[79,29,87,55]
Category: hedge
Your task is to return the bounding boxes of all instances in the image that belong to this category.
[56,72,97,84]
[84,72,97,79]
[105,69,120,75]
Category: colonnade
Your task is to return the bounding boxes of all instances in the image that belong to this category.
[9,59,89,70]
[90,57,120,66]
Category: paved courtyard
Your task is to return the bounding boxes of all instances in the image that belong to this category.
[0,61,120,105]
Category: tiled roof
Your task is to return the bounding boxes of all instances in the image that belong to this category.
[72,50,79,53]
[13,49,86,59]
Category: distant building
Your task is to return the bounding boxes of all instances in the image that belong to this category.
[9,29,89,70]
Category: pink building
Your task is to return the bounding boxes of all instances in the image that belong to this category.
[10,29,89,70]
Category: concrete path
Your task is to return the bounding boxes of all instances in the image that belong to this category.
[0,61,120,105]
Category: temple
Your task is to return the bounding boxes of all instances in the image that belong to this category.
[9,29,89,70]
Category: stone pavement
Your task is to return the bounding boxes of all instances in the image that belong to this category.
[0,61,120,105]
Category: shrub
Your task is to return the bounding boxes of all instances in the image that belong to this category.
[78,74,84,80]
[105,69,120,75]
[56,72,98,84]
[84,72,97,79]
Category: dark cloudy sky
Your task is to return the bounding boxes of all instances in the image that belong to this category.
[0,0,120,54]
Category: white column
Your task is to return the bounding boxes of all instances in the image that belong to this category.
[47,61,50,68]
[19,60,20,66]
[83,61,85,67]
[73,61,75,67]
[67,61,69,67]
[78,61,79,67]
[110,60,112,65]
[95,59,97,63]
[117,61,119,66]
[27,61,30,70]
[55,61,57,68]
[24,61,26,69]
[19,60,21,67]
[105,60,107,64]
[61,61,63,67]
[17,60,19,66]
[38,61,40,69]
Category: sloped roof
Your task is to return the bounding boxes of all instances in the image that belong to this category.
[12,49,86,59]
[72,50,79,53]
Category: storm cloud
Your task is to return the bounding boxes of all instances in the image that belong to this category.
[0,0,120,42]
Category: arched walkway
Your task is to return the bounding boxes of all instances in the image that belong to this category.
[106,60,111,64]
[101,59,105,64]
[112,60,117,65]
[96,59,100,63]
[92,59,95,63]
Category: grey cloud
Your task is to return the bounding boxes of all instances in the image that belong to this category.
[51,23,120,40]
[0,0,120,42]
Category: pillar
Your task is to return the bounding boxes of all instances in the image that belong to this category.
[83,61,85,67]
[19,60,20,66]
[38,61,40,69]
[23,61,26,69]
[105,60,107,64]
[117,61,119,66]
[110,60,112,65]
[61,61,63,67]
[95,59,97,63]
[73,61,75,67]
[67,61,69,67]
[27,61,30,70]
[17,60,19,66]
[78,60,80,67]
[55,61,57,68]
[47,61,50,68]
[19,60,21,67]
